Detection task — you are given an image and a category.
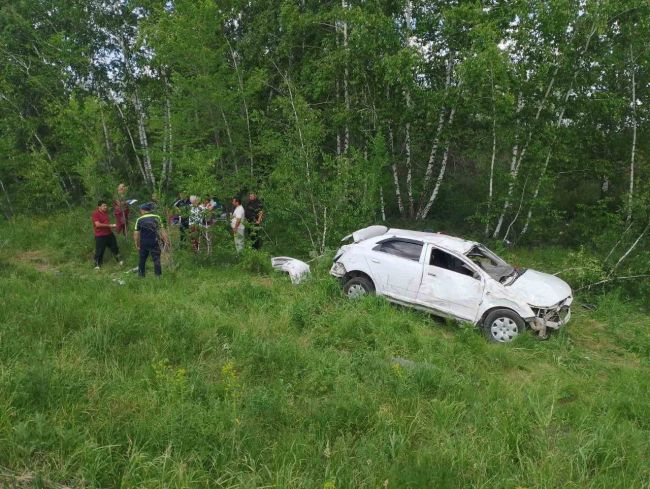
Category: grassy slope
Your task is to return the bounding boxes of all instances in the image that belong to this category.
[0,211,649,489]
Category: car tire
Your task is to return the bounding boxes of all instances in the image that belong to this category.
[482,309,526,343]
[343,276,375,299]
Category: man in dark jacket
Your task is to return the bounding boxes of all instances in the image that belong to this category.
[133,203,169,277]
[245,193,265,250]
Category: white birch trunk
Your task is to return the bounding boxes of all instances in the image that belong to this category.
[492,92,524,238]
[219,107,237,173]
[380,186,386,221]
[418,55,453,217]
[404,89,414,218]
[342,0,350,154]
[503,175,529,243]
[418,106,457,220]
[133,91,155,189]
[226,38,254,175]
[0,178,13,219]
[100,107,113,169]
[388,122,405,216]
[485,67,497,237]
[520,25,597,237]
[627,45,637,222]
[162,92,173,188]
[115,102,148,185]
[609,221,649,276]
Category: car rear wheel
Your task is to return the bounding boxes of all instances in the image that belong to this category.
[343,276,375,299]
[483,309,525,343]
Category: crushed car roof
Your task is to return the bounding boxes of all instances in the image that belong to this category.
[384,229,477,254]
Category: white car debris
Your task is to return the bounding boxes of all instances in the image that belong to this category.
[330,226,573,342]
[272,257,311,284]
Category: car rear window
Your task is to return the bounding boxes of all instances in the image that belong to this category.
[375,239,423,261]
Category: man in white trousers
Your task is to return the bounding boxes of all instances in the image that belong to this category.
[230,196,246,252]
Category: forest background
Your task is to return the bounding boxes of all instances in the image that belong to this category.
[0,0,649,292]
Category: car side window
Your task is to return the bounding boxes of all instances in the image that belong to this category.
[374,239,423,262]
[430,249,476,278]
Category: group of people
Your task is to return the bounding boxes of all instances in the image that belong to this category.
[91,184,265,278]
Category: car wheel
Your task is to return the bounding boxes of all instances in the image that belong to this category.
[343,276,375,299]
[483,309,525,343]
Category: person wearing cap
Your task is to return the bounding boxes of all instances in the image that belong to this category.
[133,203,169,277]
[92,200,123,269]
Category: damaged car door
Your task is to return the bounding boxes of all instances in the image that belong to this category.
[416,246,485,321]
[368,238,425,301]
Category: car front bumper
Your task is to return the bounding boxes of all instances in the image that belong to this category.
[330,261,346,278]
[528,297,572,335]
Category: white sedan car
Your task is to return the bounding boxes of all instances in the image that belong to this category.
[330,226,573,342]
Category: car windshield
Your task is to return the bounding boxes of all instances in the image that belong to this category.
[465,245,515,282]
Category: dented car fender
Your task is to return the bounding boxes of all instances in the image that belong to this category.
[477,279,535,321]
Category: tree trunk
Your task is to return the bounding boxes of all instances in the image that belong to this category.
[492,91,524,238]
[161,87,173,189]
[485,66,497,237]
[226,37,254,176]
[404,89,414,218]
[132,91,155,189]
[0,178,14,219]
[219,107,237,173]
[519,24,598,237]
[609,221,649,276]
[627,44,637,222]
[100,106,113,170]
[342,0,350,155]
[115,102,148,185]
[418,106,457,220]
[388,122,404,216]
[417,55,453,218]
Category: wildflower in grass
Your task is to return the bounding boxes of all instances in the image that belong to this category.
[221,361,240,396]
[391,362,404,379]
[323,480,336,489]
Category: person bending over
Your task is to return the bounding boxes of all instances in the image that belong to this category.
[133,203,169,277]
[92,200,123,269]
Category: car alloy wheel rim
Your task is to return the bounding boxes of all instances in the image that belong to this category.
[490,317,519,342]
[347,284,367,298]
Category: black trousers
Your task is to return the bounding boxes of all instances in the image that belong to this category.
[246,225,262,250]
[94,234,120,267]
[138,242,161,277]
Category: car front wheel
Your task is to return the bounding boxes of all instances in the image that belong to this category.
[343,276,375,299]
[483,309,525,343]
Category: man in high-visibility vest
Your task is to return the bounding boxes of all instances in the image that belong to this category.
[133,203,169,277]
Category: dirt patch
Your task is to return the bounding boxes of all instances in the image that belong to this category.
[13,250,60,273]
[252,276,274,287]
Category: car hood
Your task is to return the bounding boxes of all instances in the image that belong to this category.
[507,269,572,307]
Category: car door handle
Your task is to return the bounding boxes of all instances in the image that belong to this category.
[371,258,380,263]
[428,272,437,277]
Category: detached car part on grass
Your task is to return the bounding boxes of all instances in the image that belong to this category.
[330,226,573,343]
[272,257,311,284]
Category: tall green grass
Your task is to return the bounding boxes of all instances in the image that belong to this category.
[0,213,649,488]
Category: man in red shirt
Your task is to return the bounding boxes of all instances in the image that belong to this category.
[92,200,123,269]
